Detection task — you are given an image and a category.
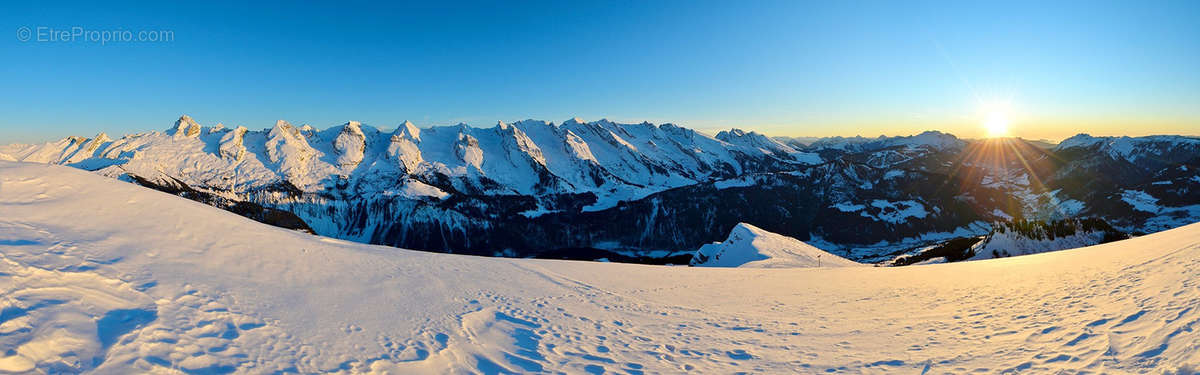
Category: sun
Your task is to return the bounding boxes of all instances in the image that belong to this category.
[976,96,1016,138]
[983,112,1010,138]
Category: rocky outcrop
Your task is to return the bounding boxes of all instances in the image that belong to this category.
[219,126,248,161]
[169,115,202,137]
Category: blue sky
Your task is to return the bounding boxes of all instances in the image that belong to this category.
[2,0,1197,143]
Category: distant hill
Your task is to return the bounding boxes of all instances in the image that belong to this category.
[690,223,860,268]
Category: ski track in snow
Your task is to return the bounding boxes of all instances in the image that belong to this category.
[2,161,1199,374]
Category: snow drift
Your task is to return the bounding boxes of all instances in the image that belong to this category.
[1,161,1199,374]
[690,223,859,268]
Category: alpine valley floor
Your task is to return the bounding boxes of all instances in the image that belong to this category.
[1,161,1198,374]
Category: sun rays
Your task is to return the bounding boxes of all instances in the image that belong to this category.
[983,113,1010,138]
[976,97,1016,139]
[938,136,1065,218]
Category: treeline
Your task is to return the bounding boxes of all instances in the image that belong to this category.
[887,236,984,266]
[992,218,1126,243]
[885,217,1128,266]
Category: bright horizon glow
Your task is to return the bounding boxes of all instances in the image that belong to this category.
[977,97,1015,138]
[1,1,1197,144]
[983,114,1011,138]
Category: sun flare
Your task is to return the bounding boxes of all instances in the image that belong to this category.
[983,113,1010,138]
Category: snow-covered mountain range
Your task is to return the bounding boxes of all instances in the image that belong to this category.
[1,115,817,201]
[2,116,1198,262]
[2,161,1198,373]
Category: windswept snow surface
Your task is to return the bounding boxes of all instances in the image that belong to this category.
[690,223,860,268]
[2,161,1200,374]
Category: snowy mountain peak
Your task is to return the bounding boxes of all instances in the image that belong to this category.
[92,132,111,143]
[802,130,964,154]
[58,132,115,164]
[387,123,423,172]
[334,122,367,167]
[455,132,484,170]
[219,126,249,161]
[499,121,548,166]
[720,128,749,138]
[715,128,790,151]
[170,114,202,137]
[715,127,823,164]
[899,130,962,150]
[1056,133,1099,149]
[271,119,296,135]
[563,117,586,126]
[265,119,318,177]
[690,223,859,268]
[1054,134,1096,152]
[393,120,421,142]
[513,119,554,128]
[1054,133,1200,162]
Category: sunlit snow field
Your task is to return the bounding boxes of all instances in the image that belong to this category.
[1,161,1198,374]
